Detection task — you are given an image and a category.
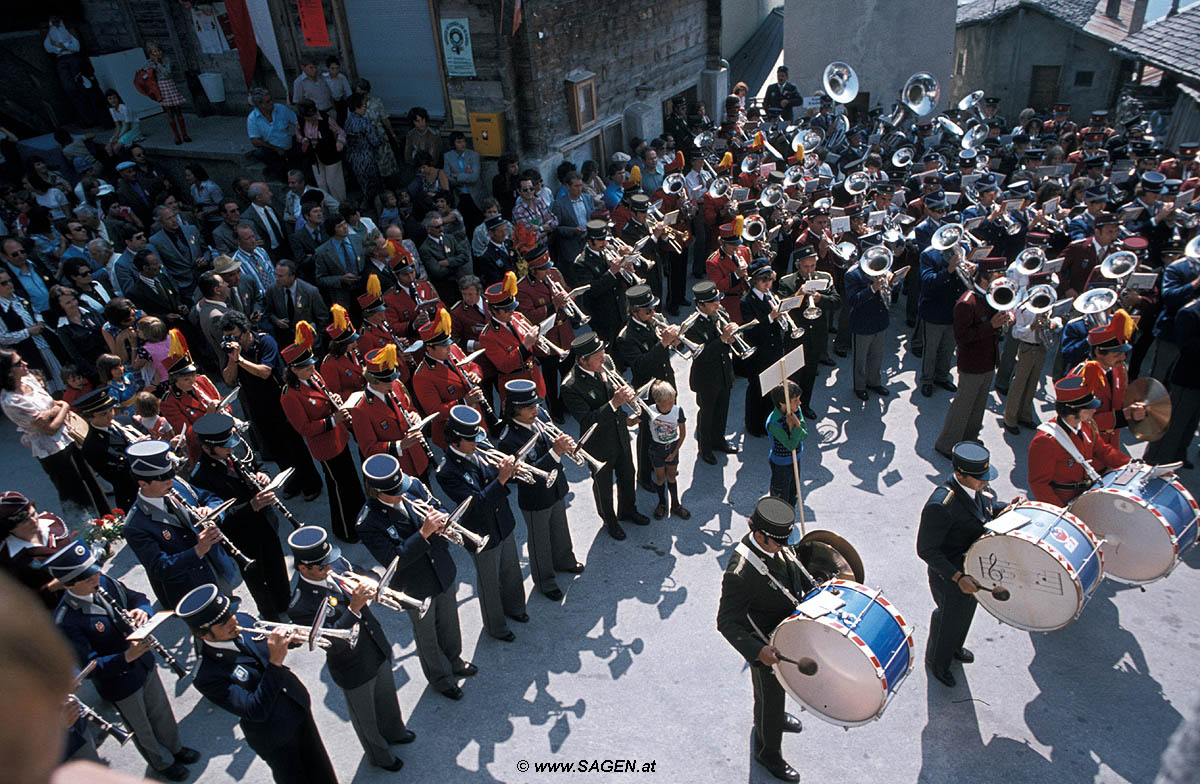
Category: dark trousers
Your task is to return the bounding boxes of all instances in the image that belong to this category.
[40,445,109,518]
[255,713,337,784]
[226,516,291,621]
[696,386,731,454]
[666,248,689,311]
[591,448,636,522]
[319,447,365,542]
[745,369,774,437]
[540,354,569,420]
[796,359,818,408]
[1146,385,1200,465]
[636,424,653,490]
[769,460,798,508]
[925,568,977,672]
[751,663,787,763]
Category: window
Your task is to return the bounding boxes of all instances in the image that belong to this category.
[955,49,968,76]
[1075,70,1095,88]
[565,71,598,133]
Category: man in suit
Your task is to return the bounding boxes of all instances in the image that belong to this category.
[549,171,590,271]
[190,271,232,358]
[614,283,678,489]
[356,454,477,701]
[176,584,338,784]
[561,331,648,540]
[210,200,247,256]
[1061,214,1119,298]
[1066,186,1109,241]
[716,496,811,782]
[188,413,291,621]
[73,388,139,510]
[125,250,189,324]
[314,213,364,309]
[916,443,1003,688]
[572,220,630,343]
[1147,295,1200,466]
[285,526,412,772]
[245,182,291,262]
[419,211,471,303]
[684,281,738,464]
[265,259,327,347]
[231,223,278,296]
[1152,251,1200,382]
[112,226,149,296]
[212,255,264,329]
[917,241,967,398]
[149,205,209,301]
[290,200,326,281]
[475,215,517,288]
[436,405,528,642]
[116,161,155,226]
[844,250,893,401]
[1123,172,1175,265]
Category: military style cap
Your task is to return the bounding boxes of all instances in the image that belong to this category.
[504,379,540,408]
[444,404,484,443]
[692,280,721,304]
[175,584,232,630]
[362,453,410,494]
[40,538,100,585]
[950,442,998,480]
[750,496,795,542]
[73,388,117,416]
[287,525,342,567]
[193,413,239,449]
[126,440,176,479]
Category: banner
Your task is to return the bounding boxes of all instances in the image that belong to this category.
[297,0,331,48]
[440,18,476,77]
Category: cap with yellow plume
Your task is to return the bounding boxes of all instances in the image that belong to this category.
[364,343,400,382]
[1086,308,1136,355]
[326,303,358,343]
[717,151,734,173]
[484,271,520,310]
[357,274,386,314]
[417,306,454,346]
[165,328,198,376]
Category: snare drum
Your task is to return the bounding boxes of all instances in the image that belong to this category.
[964,502,1103,633]
[769,580,914,727]
[1067,464,1200,585]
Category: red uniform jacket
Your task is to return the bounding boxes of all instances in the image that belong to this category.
[479,314,547,401]
[411,347,482,448]
[516,272,575,350]
[350,382,430,477]
[700,194,730,253]
[383,280,439,337]
[449,299,497,381]
[357,321,412,384]
[706,246,751,323]
[953,290,1000,374]
[1061,237,1110,296]
[279,376,352,462]
[610,203,633,235]
[160,374,223,465]
[319,351,366,400]
[1067,360,1127,450]
[1028,418,1130,506]
[1158,158,1200,181]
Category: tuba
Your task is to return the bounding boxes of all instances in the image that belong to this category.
[891,145,916,168]
[1100,250,1138,281]
[822,61,859,104]
[986,277,1020,310]
[662,172,686,196]
[957,89,986,122]
[1014,247,1046,276]
[902,72,941,117]
[843,171,870,197]
[759,184,786,210]
[936,115,964,138]
[1073,287,1118,328]
[708,176,733,200]
[961,123,989,149]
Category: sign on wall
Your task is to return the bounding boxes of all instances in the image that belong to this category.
[297,0,331,48]
[440,18,476,78]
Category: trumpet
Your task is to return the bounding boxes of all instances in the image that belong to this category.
[533,413,605,472]
[647,214,688,254]
[601,362,656,417]
[652,313,703,359]
[548,277,591,324]
[404,494,489,551]
[328,569,429,614]
[93,585,188,679]
[714,306,758,359]
[602,237,648,285]
[477,438,560,487]
[766,291,805,339]
[236,619,359,651]
[167,493,254,571]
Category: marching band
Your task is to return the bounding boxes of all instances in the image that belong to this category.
[3,57,1200,784]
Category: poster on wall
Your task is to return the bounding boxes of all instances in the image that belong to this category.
[192,3,235,55]
[297,0,332,48]
[440,18,476,78]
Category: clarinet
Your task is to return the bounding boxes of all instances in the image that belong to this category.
[451,354,494,416]
[228,449,304,531]
[389,392,437,462]
[69,694,133,745]
[168,491,256,570]
[93,585,188,678]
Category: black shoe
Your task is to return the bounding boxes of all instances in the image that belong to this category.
[494,630,516,642]
[157,762,190,781]
[303,489,322,502]
[716,441,739,454]
[1018,420,1039,429]
[783,713,803,733]
[855,389,869,401]
[834,348,848,358]
[1185,458,1195,470]
[921,384,933,397]
[954,647,975,664]
[379,757,405,771]
[819,357,836,367]
[452,661,478,677]
[439,685,464,700]
[754,754,800,782]
[506,612,529,623]
[936,380,957,392]
[174,748,201,765]
[1005,424,1020,435]
[394,729,417,744]
[927,663,956,687]
[544,588,564,601]
[671,504,691,520]
[700,452,718,465]
[654,502,667,520]
[801,405,817,420]
[605,519,627,540]
[182,135,193,143]
[934,446,953,459]
[995,387,1009,397]
[561,561,585,574]
[868,385,890,397]
[620,510,651,526]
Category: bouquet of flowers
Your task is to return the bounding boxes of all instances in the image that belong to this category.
[79,509,127,559]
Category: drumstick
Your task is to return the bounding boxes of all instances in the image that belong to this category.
[747,616,819,675]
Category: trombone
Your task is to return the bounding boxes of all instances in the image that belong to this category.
[235,619,359,651]
[328,569,430,614]
[533,414,606,472]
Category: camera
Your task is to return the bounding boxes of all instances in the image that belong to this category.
[221,337,239,353]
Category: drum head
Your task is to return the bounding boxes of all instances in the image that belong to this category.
[1070,490,1176,584]
[771,615,885,726]
[965,534,1084,632]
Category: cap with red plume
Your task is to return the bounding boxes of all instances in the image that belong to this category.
[165,328,197,376]
[282,320,318,367]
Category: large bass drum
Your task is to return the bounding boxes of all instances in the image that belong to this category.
[769,580,914,727]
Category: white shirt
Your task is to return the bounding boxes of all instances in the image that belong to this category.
[0,376,71,458]
[44,23,79,55]
[684,169,713,202]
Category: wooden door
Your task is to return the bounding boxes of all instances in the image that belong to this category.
[1028,66,1061,114]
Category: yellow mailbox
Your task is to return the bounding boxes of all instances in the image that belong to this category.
[468,112,505,157]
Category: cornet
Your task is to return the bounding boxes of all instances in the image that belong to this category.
[236,619,360,651]
[715,306,758,359]
[328,569,429,614]
[651,313,703,359]
[534,414,605,472]
[766,291,805,339]
[477,434,560,487]
[403,495,489,551]
[548,277,591,324]
[601,362,656,417]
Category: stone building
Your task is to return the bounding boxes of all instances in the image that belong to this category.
[1116,5,1200,148]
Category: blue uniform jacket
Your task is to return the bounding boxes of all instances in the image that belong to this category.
[1155,256,1200,341]
[286,573,390,690]
[1067,211,1095,242]
[497,418,568,511]
[357,493,456,600]
[55,574,155,702]
[436,447,517,552]
[1059,317,1091,375]
[918,246,965,324]
[844,264,891,335]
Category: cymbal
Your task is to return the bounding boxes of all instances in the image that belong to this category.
[1127,376,1171,442]
[795,529,865,583]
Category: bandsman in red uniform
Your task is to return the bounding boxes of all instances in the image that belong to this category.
[449,275,499,411]
[158,329,226,467]
[383,252,438,339]
[319,304,366,400]
[1027,376,1130,506]
[516,248,576,422]
[706,218,751,323]
[279,322,365,541]
[1065,309,1148,452]
[356,275,413,383]
[353,344,434,485]
[412,310,486,449]
[1044,103,1077,143]
[480,272,555,406]
[700,151,735,255]
[1157,141,1200,181]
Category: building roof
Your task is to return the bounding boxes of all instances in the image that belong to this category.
[957,0,1138,43]
[1118,6,1200,83]
[729,7,783,98]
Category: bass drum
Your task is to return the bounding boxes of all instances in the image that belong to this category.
[770,580,914,727]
